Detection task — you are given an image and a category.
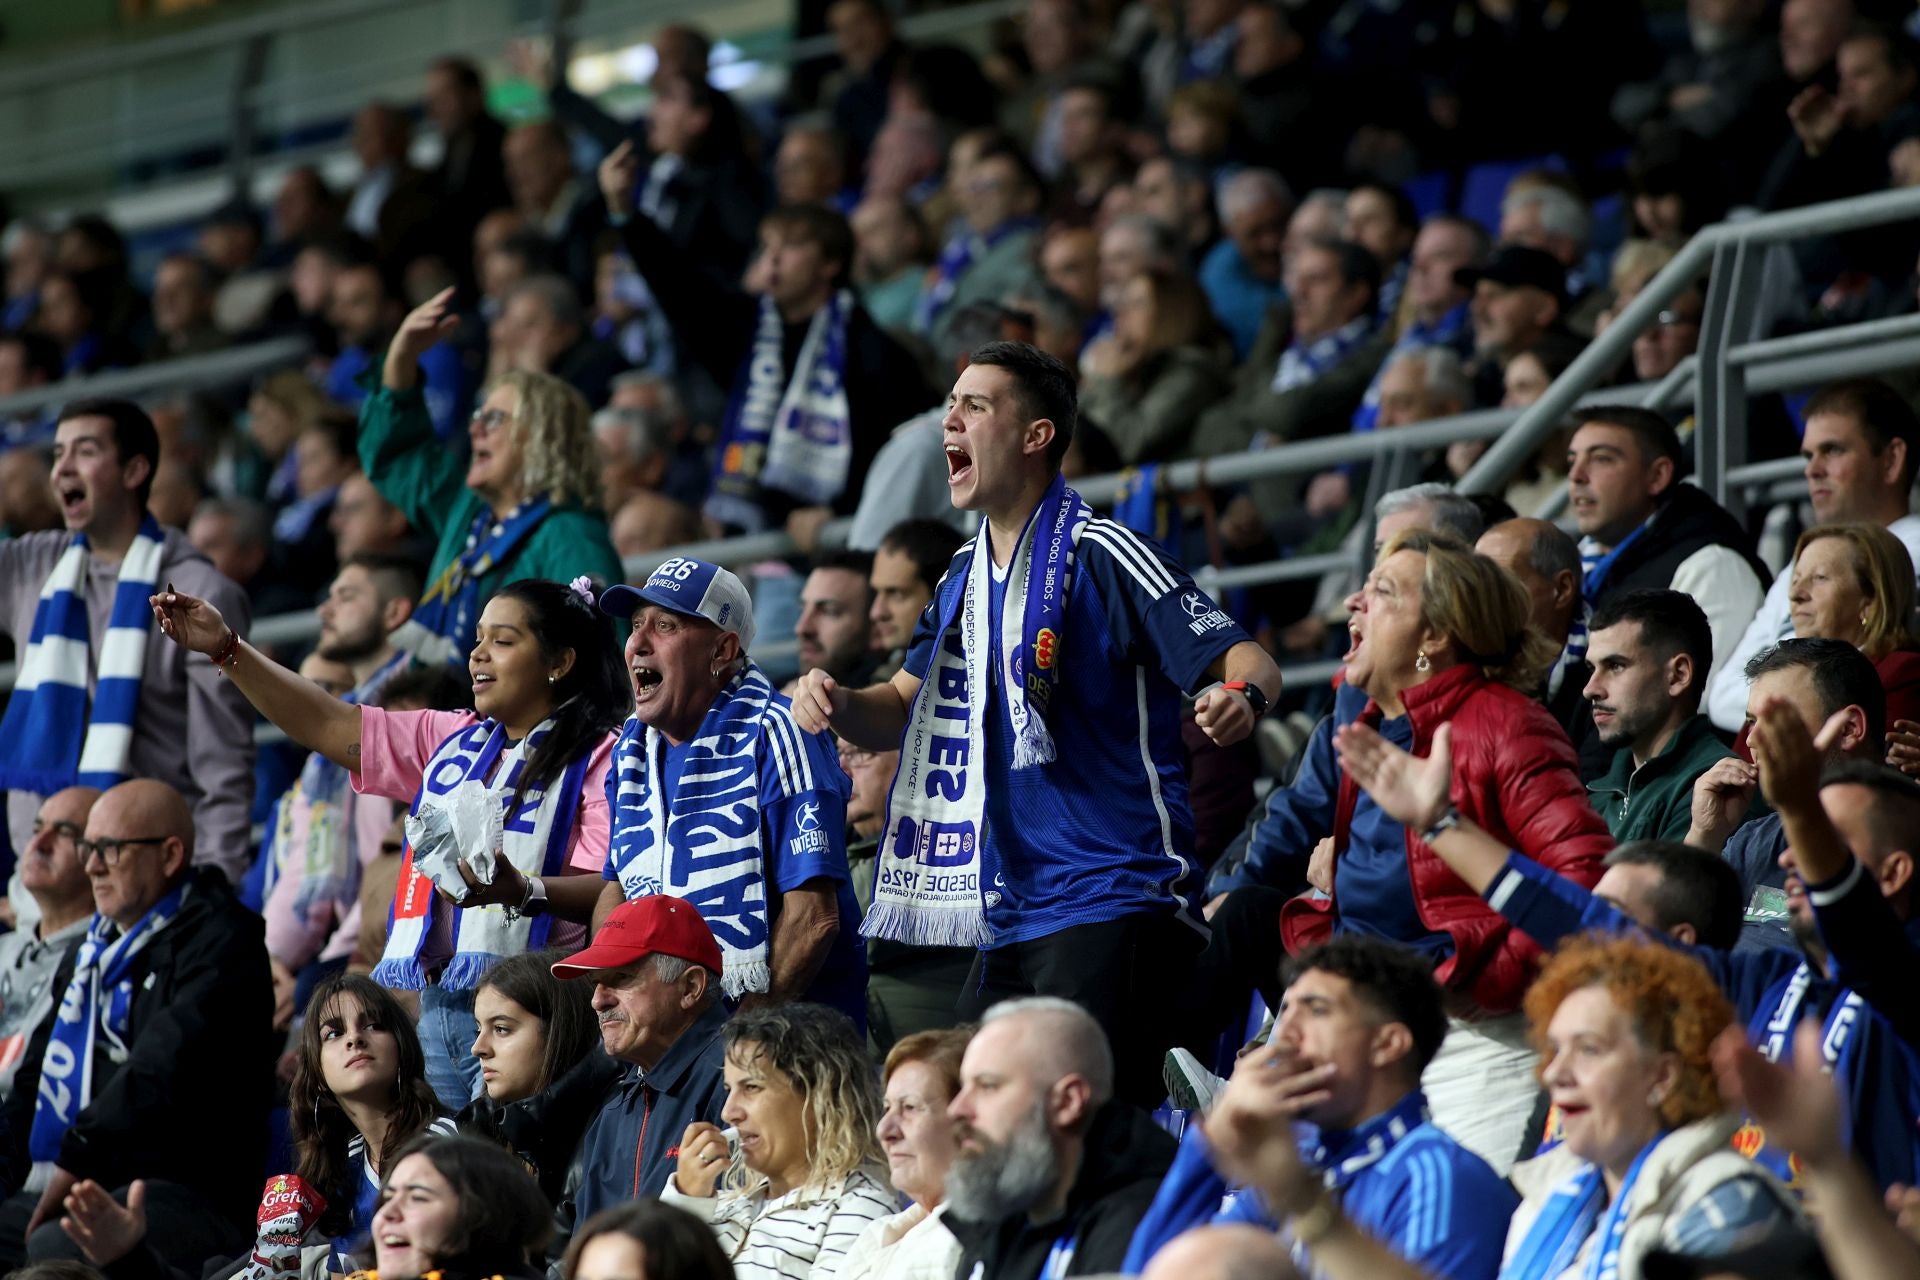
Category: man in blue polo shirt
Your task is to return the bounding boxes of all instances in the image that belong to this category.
[794,340,1282,1105]
[595,558,867,1027]
[1125,935,1516,1278]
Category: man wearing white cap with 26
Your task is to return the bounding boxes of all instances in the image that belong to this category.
[592,555,869,1028]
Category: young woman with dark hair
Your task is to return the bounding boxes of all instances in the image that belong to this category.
[293,976,460,1264]
[464,948,615,1201]
[152,576,630,1106]
[359,1134,553,1280]
[563,1201,733,1280]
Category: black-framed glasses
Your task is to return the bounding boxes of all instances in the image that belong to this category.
[75,836,171,867]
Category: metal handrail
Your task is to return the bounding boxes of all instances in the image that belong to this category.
[1458,184,1920,501]
[0,336,311,420]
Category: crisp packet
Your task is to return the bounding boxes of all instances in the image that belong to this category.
[404,783,500,902]
[244,1173,326,1276]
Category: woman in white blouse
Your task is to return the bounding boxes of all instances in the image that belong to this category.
[839,1026,972,1280]
[666,1004,896,1279]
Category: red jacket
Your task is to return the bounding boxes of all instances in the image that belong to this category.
[1280,664,1613,1014]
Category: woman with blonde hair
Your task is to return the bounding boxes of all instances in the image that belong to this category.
[360,287,623,665]
[839,1026,972,1280]
[666,1003,895,1279]
[1787,523,1920,728]
[1077,266,1230,464]
[1498,934,1798,1278]
[1194,529,1612,1173]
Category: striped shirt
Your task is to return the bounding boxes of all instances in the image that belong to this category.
[663,1167,900,1280]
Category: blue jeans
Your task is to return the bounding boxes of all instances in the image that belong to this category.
[419,984,482,1110]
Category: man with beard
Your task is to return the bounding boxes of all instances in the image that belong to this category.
[943,997,1176,1279]
[259,555,421,1020]
[1582,589,1731,843]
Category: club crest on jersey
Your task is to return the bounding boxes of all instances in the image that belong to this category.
[1181,590,1234,635]
[1034,627,1059,670]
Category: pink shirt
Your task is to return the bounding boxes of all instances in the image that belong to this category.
[351,706,613,875]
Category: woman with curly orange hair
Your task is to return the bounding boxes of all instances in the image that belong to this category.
[1501,934,1800,1280]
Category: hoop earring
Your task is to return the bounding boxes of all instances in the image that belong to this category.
[1415,650,1431,673]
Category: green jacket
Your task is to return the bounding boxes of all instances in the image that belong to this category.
[1588,713,1733,844]
[357,382,627,604]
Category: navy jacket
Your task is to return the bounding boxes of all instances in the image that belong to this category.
[561,1000,729,1231]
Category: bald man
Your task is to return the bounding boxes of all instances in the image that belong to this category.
[0,779,274,1268]
[1475,516,1606,778]
[1142,1225,1301,1280]
[943,998,1177,1280]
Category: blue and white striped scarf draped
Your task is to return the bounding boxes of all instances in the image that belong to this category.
[706,290,857,532]
[1502,1136,1663,1280]
[1352,300,1473,432]
[915,219,1038,333]
[371,718,587,991]
[287,651,411,917]
[30,880,188,1161]
[1271,315,1379,396]
[0,514,166,797]
[390,498,553,667]
[607,663,792,999]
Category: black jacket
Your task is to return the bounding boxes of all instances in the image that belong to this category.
[617,210,935,529]
[944,1101,1176,1280]
[1588,483,1769,614]
[2,868,275,1222]
[464,1051,621,1204]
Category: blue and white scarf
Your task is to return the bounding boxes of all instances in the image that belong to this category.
[289,651,410,918]
[915,219,1038,333]
[1271,315,1378,395]
[0,514,166,797]
[391,498,552,667]
[864,474,1091,948]
[1742,964,1866,1185]
[1503,1135,1663,1280]
[1352,301,1473,431]
[31,881,188,1162]
[607,664,785,998]
[371,717,588,991]
[705,291,856,533]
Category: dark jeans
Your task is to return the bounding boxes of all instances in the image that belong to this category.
[956,911,1204,1109]
[1178,886,1293,1053]
[0,1179,248,1272]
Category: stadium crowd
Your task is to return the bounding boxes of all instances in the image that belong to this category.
[1,0,1920,1277]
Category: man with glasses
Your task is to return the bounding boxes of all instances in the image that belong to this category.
[0,778,274,1269]
[0,788,97,1098]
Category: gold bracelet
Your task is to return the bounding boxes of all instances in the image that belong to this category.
[1291,1191,1341,1247]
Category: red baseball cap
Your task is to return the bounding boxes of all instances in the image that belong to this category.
[550,895,724,979]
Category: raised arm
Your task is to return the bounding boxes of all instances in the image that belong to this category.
[1332,722,1512,893]
[359,289,468,542]
[150,590,362,769]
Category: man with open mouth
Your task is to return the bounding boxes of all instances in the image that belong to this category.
[596,556,869,1033]
[0,399,255,897]
[794,340,1281,1109]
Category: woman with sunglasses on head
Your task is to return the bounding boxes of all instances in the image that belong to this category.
[152,576,629,1107]
[362,288,623,668]
[464,948,612,1203]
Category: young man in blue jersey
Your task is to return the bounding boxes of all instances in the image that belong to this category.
[794,340,1283,1106]
[1126,934,1517,1278]
[1333,696,1920,1194]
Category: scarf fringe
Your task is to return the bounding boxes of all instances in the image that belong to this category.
[859,901,994,949]
[720,960,773,1002]
[437,950,500,992]
[1011,721,1056,770]
[370,957,427,990]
